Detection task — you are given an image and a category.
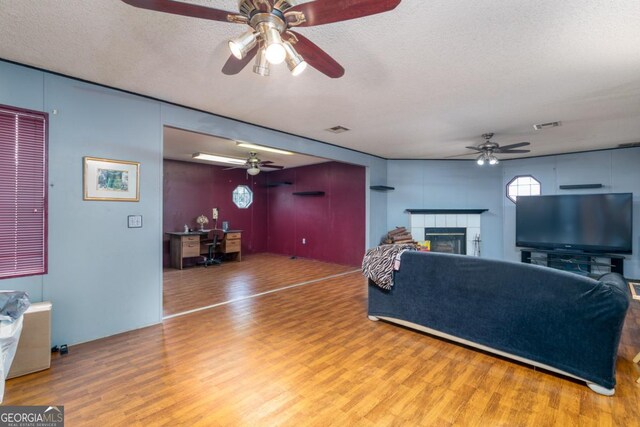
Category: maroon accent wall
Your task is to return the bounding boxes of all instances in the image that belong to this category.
[163,160,366,268]
[163,160,267,267]
[266,162,366,266]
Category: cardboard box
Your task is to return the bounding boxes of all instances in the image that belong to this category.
[7,301,51,379]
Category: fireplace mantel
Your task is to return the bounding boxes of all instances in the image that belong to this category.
[405,209,488,214]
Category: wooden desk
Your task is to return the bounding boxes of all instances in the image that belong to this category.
[166,230,242,269]
[221,230,242,262]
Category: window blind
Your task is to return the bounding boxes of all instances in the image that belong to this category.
[0,105,47,279]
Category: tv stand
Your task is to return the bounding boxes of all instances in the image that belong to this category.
[520,248,624,277]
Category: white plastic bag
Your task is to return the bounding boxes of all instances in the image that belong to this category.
[0,316,24,403]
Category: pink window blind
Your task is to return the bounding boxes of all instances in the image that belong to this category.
[0,105,48,279]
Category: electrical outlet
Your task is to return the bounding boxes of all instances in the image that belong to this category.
[302,238,306,244]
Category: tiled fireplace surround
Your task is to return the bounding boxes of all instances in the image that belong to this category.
[407,210,487,256]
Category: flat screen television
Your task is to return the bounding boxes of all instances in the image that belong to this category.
[516,193,633,254]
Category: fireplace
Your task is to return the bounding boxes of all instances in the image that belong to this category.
[407,209,487,257]
[425,228,467,255]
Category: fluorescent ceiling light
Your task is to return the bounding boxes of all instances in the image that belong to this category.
[192,152,246,165]
[236,142,293,155]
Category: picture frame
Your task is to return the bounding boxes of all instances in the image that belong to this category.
[83,157,140,202]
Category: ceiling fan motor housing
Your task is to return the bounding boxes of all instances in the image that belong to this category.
[478,142,499,152]
[239,0,295,27]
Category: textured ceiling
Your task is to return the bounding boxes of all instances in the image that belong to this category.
[1,0,640,160]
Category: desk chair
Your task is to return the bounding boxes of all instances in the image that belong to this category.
[203,229,224,267]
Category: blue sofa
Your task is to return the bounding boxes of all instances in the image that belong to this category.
[367,251,630,395]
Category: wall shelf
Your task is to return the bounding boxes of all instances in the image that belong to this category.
[559,184,603,190]
[370,185,395,191]
[266,181,293,187]
[406,209,488,214]
[293,191,325,196]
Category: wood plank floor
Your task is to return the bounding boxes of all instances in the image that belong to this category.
[5,257,640,426]
[163,253,357,316]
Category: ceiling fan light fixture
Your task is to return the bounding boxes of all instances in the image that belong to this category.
[265,41,286,65]
[247,166,261,176]
[476,154,485,166]
[253,47,271,76]
[283,41,307,76]
[489,155,499,165]
[258,23,286,64]
[228,30,258,60]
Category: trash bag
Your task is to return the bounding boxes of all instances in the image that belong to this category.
[0,291,30,322]
[0,315,24,403]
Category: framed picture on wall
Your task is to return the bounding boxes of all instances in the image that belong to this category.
[83,157,140,201]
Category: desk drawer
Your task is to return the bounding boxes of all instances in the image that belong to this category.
[182,242,200,257]
[182,235,200,243]
[223,239,241,253]
[225,232,241,240]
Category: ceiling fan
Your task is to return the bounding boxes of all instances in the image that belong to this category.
[121,0,401,78]
[448,133,531,165]
[224,152,284,175]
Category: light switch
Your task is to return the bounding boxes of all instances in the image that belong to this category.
[128,215,142,228]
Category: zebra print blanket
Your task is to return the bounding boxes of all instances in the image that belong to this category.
[362,244,417,290]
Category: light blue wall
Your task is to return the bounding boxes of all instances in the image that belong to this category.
[1,61,164,345]
[386,160,504,259]
[0,60,387,345]
[3,57,636,345]
[386,150,639,277]
[502,148,640,278]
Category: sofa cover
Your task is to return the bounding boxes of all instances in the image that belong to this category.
[368,251,630,393]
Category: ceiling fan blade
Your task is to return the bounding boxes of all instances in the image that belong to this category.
[260,164,285,169]
[222,46,258,75]
[496,142,530,151]
[120,0,243,22]
[287,31,344,78]
[499,149,531,154]
[259,160,274,165]
[285,0,401,27]
[465,146,483,152]
[223,166,245,171]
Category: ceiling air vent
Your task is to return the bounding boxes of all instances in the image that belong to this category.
[618,142,640,148]
[533,121,561,131]
[326,125,350,134]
